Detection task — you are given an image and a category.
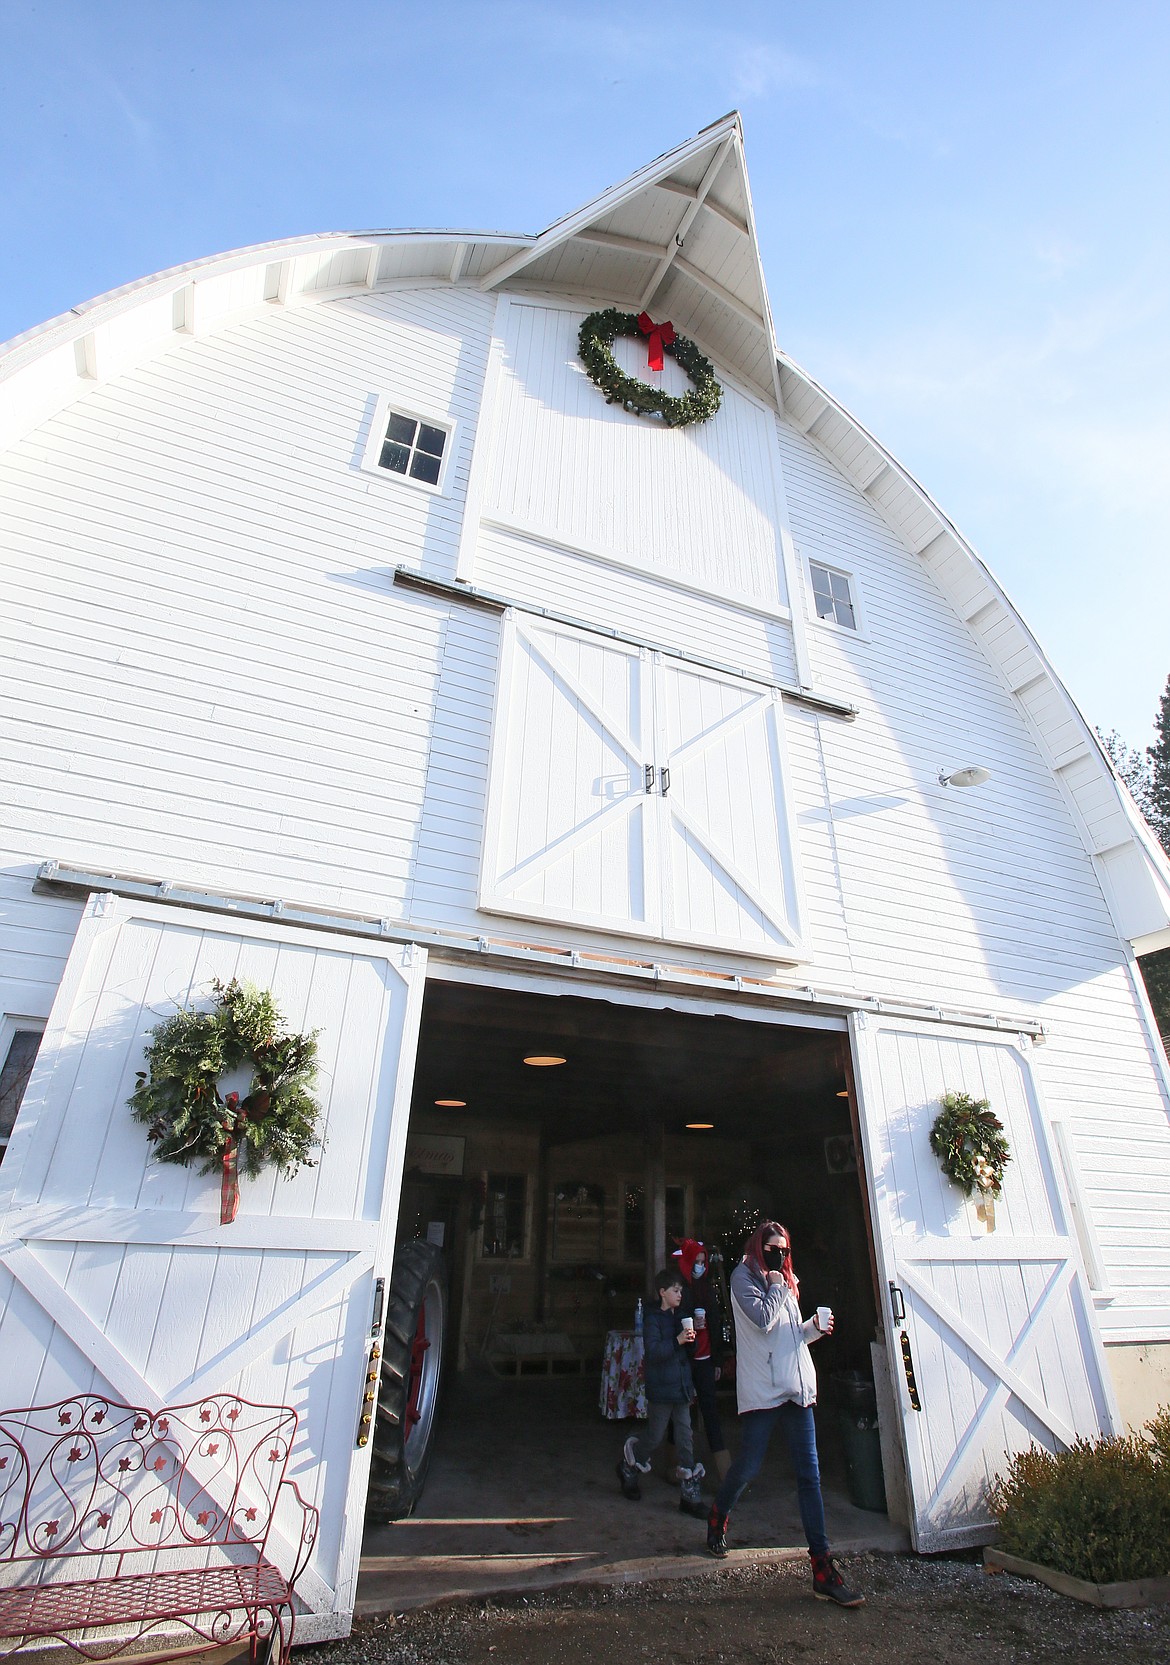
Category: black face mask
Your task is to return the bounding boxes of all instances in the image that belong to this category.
[762,1246,788,1272]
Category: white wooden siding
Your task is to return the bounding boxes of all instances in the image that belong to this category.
[0,276,1167,1346]
[474,523,799,688]
[480,298,789,611]
[0,286,494,922]
[775,415,1170,1342]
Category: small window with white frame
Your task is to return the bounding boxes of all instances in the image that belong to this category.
[0,1018,44,1165]
[360,395,455,493]
[807,559,861,633]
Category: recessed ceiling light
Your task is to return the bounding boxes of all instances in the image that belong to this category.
[523,1054,566,1067]
[434,1098,467,1107]
[836,1089,849,1098]
[686,1122,714,1130]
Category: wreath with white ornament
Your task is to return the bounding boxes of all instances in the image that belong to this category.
[929,1090,1011,1200]
[129,978,322,1223]
[577,308,722,427]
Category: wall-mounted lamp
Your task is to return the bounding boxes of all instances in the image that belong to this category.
[938,765,991,789]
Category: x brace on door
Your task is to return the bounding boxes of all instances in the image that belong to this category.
[896,1255,1078,1520]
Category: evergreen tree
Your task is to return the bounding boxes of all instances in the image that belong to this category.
[1146,675,1170,853]
[1098,727,1153,819]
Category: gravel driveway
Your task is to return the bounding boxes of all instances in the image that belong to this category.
[300,1551,1170,1665]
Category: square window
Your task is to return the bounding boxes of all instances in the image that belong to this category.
[809,562,859,632]
[363,401,453,493]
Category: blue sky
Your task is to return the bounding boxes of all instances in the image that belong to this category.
[2,2,1168,749]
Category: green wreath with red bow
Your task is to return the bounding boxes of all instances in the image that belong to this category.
[578,308,722,427]
[129,978,322,1223]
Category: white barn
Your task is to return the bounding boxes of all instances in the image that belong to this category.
[2,113,1170,1633]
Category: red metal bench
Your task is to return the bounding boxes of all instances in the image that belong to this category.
[0,1394,318,1662]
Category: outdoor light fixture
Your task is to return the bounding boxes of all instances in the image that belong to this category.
[523,1054,567,1066]
[938,765,991,788]
[434,1098,466,1107]
[685,1122,714,1130]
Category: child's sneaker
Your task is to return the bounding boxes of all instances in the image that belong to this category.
[678,1465,706,1518]
[810,1552,865,1606]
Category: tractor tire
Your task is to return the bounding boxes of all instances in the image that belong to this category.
[366,1238,448,1522]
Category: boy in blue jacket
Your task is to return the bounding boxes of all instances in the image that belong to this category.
[616,1268,707,1517]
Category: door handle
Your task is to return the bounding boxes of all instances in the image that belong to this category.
[660,765,671,796]
[644,764,656,793]
[889,1282,906,1326]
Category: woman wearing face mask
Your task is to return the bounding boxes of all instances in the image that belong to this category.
[673,1238,729,1480]
[705,1221,864,1608]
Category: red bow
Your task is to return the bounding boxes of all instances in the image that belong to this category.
[637,311,675,373]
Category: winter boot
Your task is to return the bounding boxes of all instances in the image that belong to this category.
[678,1464,707,1518]
[810,1552,865,1607]
[617,1435,650,1500]
[706,1505,729,1557]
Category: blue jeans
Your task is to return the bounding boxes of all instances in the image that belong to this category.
[713,1402,829,1556]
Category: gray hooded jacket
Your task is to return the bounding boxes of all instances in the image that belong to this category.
[729,1259,820,1412]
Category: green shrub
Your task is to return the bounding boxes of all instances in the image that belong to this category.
[986,1412,1170,1583]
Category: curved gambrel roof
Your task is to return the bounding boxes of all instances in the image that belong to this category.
[3,115,1168,955]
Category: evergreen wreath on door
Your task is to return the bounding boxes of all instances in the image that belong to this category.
[577,308,722,426]
[129,978,322,1223]
[929,1089,1012,1199]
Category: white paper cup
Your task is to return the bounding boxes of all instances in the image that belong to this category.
[693,1308,706,1326]
[816,1306,833,1332]
[680,1317,695,1338]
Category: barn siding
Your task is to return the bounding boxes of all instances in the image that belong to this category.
[0,277,1168,1346]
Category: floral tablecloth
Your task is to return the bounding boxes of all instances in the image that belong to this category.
[598,1328,646,1419]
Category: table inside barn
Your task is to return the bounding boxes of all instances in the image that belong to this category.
[599,1328,646,1418]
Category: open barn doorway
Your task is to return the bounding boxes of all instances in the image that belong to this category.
[361,973,900,1604]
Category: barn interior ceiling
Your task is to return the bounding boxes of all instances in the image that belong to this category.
[409,980,847,1147]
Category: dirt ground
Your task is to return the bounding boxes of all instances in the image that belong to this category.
[302,1551,1170,1665]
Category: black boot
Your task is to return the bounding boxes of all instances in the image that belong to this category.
[678,1465,707,1519]
[810,1552,865,1607]
[706,1505,729,1556]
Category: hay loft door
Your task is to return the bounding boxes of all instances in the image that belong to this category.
[0,895,427,1642]
[480,611,805,958]
[479,612,661,937]
[849,1014,1120,1552]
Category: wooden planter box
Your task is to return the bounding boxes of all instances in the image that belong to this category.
[984,1547,1170,1608]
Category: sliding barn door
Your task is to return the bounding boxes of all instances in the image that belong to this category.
[0,895,427,1641]
[849,1014,1119,1552]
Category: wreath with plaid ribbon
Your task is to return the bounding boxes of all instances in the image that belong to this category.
[929,1090,1012,1199]
[129,978,322,1222]
[577,308,722,427]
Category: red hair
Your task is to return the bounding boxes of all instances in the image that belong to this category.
[743,1220,798,1295]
